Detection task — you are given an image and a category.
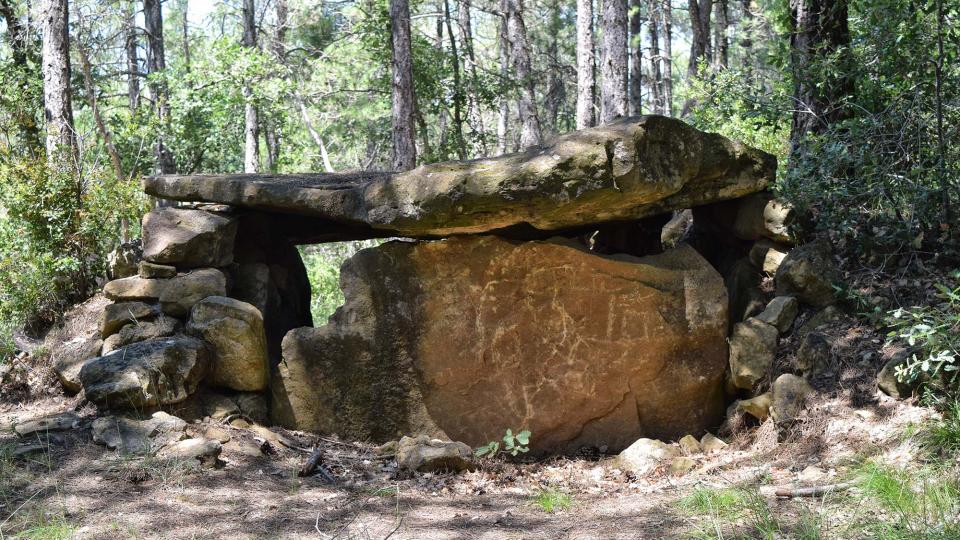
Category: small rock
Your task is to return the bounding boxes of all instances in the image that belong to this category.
[796,306,841,339]
[396,435,474,473]
[670,456,697,475]
[775,241,837,307]
[14,412,80,437]
[51,336,103,393]
[678,434,701,455]
[101,301,160,338]
[798,465,827,484]
[158,437,222,466]
[107,240,142,279]
[796,332,831,376]
[92,412,187,454]
[139,261,177,279]
[749,239,789,275]
[201,393,240,420]
[771,374,815,424]
[203,426,232,444]
[877,353,916,399]
[755,296,799,334]
[377,440,399,456]
[732,192,794,244]
[700,433,727,452]
[103,268,227,317]
[233,392,269,424]
[728,318,779,390]
[614,438,680,476]
[738,392,773,421]
[102,316,181,354]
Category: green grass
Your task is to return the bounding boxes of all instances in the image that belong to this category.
[677,487,782,540]
[924,400,960,457]
[531,489,571,513]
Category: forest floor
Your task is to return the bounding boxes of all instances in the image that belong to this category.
[0,358,950,539]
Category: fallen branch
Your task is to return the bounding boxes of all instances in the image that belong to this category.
[299,447,337,483]
[774,481,855,498]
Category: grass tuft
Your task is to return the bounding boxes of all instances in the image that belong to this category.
[531,489,572,513]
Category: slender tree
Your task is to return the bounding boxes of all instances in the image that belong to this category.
[124,1,139,111]
[599,0,627,123]
[502,0,542,148]
[575,0,595,128]
[458,0,488,154]
[628,0,644,116]
[144,0,176,174]
[390,0,417,170]
[647,0,664,114]
[241,0,259,173]
[545,0,564,133]
[41,0,76,162]
[443,0,467,159]
[0,0,42,152]
[496,14,510,152]
[713,0,728,69]
[661,0,673,115]
[686,0,712,78]
[788,0,853,143]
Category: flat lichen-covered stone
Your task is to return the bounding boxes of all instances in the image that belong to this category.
[272,236,729,454]
[145,116,775,239]
[103,269,227,317]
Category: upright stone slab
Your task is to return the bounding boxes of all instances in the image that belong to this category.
[273,237,729,454]
[186,296,268,391]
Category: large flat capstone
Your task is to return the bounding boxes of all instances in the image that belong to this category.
[271,236,729,454]
[145,116,774,239]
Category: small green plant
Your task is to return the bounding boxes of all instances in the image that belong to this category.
[531,489,571,513]
[474,428,530,458]
[924,400,960,458]
[885,273,960,392]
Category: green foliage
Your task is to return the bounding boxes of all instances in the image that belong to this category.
[300,241,381,324]
[474,428,531,458]
[677,487,783,539]
[924,400,960,458]
[531,489,571,513]
[884,272,960,390]
[0,156,146,357]
[852,461,960,539]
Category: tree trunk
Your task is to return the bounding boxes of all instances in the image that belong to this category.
[390,0,417,170]
[788,0,853,142]
[686,0,712,78]
[124,1,139,110]
[181,0,191,72]
[0,0,42,152]
[443,0,467,159]
[575,0,595,128]
[497,14,510,153]
[144,0,176,174]
[458,0,487,155]
[628,0,644,116]
[502,0,542,148]
[713,0,728,69]
[41,0,76,162]
[740,0,753,81]
[647,0,663,114]
[599,0,627,123]
[545,0,564,133]
[661,0,672,115]
[241,0,259,173]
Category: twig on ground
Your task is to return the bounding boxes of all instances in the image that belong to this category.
[300,446,337,483]
[774,481,855,498]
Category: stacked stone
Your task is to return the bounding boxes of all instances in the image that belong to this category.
[70,207,277,412]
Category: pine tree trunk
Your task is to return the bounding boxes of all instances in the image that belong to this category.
[628,0,644,116]
[575,0,595,128]
[443,0,467,159]
[503,0,542,148]
[599,0,627,123]
[181,0,191,72]
[459,0,487,155]
[497,14,510,153]
[144,0,176,174]
[789,0,852,142]
[740,0,753,81]
[713,0,728,69]
[686,0,712,78]
[647,0,663,114]
[390,0,417,170]
[241,0,259,173]
[661,0,673,116]
[41,0,76,162]
[124,1,139,110]
[545,0,564,133]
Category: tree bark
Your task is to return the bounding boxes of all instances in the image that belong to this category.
[740,0,753,81]
[713,0,728,69]
[502,0,542,148]
[686,0,712,78]
[124,0,139,110]
[241,0,259,173]
[661,0,672,115]
[144,0,176,174]
[647,0,663,114]
[599,0,627,123]
[41,0,76,162]
[181,0,191,72]
[0,0,42,152]
[497,14,510,153]
[443,0,467,159]
[545,0,564,133]
[390,0,417,170]
[458,0,487,155]
[628,0,644,116]
[575,0,595,128]
[788,0,853,142]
